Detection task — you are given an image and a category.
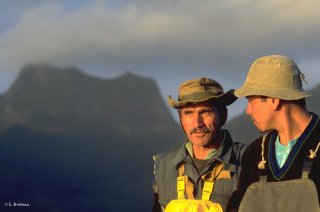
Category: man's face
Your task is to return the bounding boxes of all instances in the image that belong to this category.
[246,96,274,133]
[180,103,221,148]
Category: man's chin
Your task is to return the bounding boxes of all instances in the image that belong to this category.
[252,123,264,133]
[190,137,215,146]
[190,138,210,146]
[257,127,268,133]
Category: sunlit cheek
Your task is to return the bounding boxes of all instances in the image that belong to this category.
[183,117,194,125]
[181,117,193,133]
[246,103,252,115]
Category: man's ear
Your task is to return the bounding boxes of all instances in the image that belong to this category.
[270,98,280,110]
[220,109,228,126]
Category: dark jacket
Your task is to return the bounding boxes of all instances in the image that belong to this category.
[153,129,246,211]
[227,112,320,211]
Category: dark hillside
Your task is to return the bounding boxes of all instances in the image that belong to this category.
[0,65,184,212]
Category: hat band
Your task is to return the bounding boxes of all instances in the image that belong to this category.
[179,92,223,101]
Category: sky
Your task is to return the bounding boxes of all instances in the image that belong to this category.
[0,0,320,120]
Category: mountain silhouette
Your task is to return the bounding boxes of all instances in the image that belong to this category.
[0,64,184,212]
[0,64,178,135]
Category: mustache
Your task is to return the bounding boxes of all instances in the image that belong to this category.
[189,127,211,135]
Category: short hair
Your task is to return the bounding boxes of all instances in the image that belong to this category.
[281,98,306,107]
[258,96,306,107]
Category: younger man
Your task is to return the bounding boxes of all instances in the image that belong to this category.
[227,55,320,212]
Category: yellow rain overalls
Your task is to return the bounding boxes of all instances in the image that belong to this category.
[165,162,231,212]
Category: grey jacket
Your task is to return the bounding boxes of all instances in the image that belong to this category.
[153,129,246,211]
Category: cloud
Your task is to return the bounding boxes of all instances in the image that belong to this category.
[0,0,319,116]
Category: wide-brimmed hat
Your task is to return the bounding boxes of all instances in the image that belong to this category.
[168,77,237,108]
[235,55,311,100]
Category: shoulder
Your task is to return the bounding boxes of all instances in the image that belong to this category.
[153,145,185,171]
[232,142,247,155]
[249,131,275,148]
[224,129,247,153]
[154,145,183,162]
[242,135,265,160]
[228,141,247,164]
[223,129,247,161]
[243,132,276,159]
[153,145,186,186]
[246,137,263,151]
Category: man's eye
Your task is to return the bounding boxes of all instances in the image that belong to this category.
[183,111,192,115]
[202,111,212,115]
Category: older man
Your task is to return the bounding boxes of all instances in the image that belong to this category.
[153,78,246,211]
[227,55,320,212]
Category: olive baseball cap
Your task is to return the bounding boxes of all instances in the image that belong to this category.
[235,55,311,100]
[168,77,237,108]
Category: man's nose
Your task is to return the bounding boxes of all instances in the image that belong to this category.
[194,114,204,127]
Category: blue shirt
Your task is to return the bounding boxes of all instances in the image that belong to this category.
[275,135,298,168]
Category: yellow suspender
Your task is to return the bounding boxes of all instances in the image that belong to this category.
[176,162,231,201]
[177,163,186,199]
[177,163,195,199]
[201,162,227,200]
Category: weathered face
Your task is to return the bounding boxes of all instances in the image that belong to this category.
[180,102,221,148]
[246,96,274,133]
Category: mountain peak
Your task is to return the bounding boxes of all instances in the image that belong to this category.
[120,72,139,78]
[116,72,152,82]
[7,64,96,95]
[18,64,86,81]
[0,64,178,135]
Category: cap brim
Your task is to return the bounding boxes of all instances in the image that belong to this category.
[168,89,237,108]
[235,86,311,100]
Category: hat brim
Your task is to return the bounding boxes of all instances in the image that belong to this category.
[168,89,237,108]
[234,86,311,100]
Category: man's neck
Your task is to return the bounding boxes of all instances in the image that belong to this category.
[276,107,312,146]
[192,131,223,160]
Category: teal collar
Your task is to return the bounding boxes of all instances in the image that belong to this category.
[275,135,298,168]
[185,130,226,160]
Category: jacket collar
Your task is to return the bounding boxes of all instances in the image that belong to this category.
[169,129,234,169]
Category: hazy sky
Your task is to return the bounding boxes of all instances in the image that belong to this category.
[0,0,319,119]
